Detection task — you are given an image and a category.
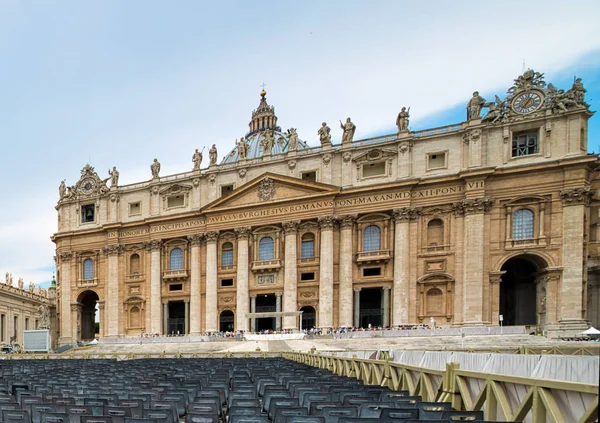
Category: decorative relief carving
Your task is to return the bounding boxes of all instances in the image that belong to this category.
[257,274,276,285]
[392,207,422,222]
[560,187,592,206]
[343,152,352,163]
[143,239,163,251]
[288,160,297,171]
[188,234,204,246]
[462,129,482,145]
[398,142,411,155]
[322,153,332,165]
[109,193,120,203]
[220,296,233,303]
[282,221,300,234]
[452,198,494,215]
[103,244,124,256]
[205,231,219,243]
[318,215,336,229]
[238,168,247,179]
[192,178,200,187]
[257,178,276,201]
[151,186,160,196]
[338,214,357,228]
[300,291,315,298]
[208,174,216,185]
[235,227,251,239]
[59,252,72,262]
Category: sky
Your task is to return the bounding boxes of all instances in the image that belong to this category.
[1,1,600,287]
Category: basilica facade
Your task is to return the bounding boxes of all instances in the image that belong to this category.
[52,70,598,344]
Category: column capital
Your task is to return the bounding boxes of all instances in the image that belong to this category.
[489,271,506,284]
[453,197,494,215]
[392,206,422,222]
[338,214,357,229]
[235,227,252,239]
[59,252,72,262]
[318,215,336,230]
[250,294,257,299]
[188,233,204,246]
[275,292,283,298]
[353,288,361,293]
[205,231,219,243]
[282,221,300,234]
[560,187,592,206]
[382,286,392,291]
[103,244,124,257]
[143,239,163,251]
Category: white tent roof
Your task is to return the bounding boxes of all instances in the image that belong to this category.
[578,327,600,335]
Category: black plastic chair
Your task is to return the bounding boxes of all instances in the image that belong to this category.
[184,413,219,423]
[272,407,307,423]
[3,410,31,423]
[228,416,268,423]
[379,408,418,422]
[320,407,358,423]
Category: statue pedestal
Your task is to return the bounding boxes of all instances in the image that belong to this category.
[468,119,482,127]
[397,131,411,139]
[321,142,332,150]
[287,151,297,157]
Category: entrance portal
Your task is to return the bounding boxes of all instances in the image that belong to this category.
[219,310,234,332]
[79,291,99,341]
[255,295,276,332]
[167,301,185,335]
[500,257,539,326]
[300,306,316,330]
[359,288,383,328]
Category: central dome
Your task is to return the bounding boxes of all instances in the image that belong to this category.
[221,91,310,164]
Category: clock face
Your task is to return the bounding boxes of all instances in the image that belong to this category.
[81,179,96,194]
[512,91,543,114]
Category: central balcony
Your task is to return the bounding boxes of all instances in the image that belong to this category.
[252,259,281,272]
[355,250,391,264]
[162,269,188,281]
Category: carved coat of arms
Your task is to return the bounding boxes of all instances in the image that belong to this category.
[257,178,276,201]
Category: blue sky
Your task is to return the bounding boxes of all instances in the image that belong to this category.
[1,1,600,287]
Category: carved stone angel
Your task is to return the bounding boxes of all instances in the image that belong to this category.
[482,95,505,124]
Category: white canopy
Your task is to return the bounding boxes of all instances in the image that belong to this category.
[578,327,600,335]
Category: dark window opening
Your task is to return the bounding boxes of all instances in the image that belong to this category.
[512,130,539,157]
[221,185,234,196]
[363,267,381,277]
[221,279,234,287]
[81,204,95,223]
[301,172,316,182]
[169,284,183,291]
[301,272,315,281]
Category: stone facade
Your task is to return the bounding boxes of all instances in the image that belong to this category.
[52,70,598,343]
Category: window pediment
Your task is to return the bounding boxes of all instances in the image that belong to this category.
[352,148,397,164]
[159,183,193,195]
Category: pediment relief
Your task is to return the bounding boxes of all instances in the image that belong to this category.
[352,148,397,164]
[204,173,339,211]
[503,195,549,207]
[417,272,455,284]
[159,183,193,196]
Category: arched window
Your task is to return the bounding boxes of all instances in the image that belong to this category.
[363,225,381,252]
[221,242,234,267]
[170,248,184,270]
[427,219,444,247]
[259,237,274,261]
[83,259,94,280]
[301,233,315,259]
[426,288,443,315]
[130,254,140,275]
[513,209,534,240]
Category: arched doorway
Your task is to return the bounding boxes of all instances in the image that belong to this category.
[500,256,544,326]
[78,290,99,341]
[300,306,316,330]
[219,310,234,332]
[359,288,383,328]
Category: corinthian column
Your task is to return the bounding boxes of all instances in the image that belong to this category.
[454,198,493,325]
[392,207,420,325]
[338,215,356,328]
[318,216,336,328]
[188,234,203,335]
[58,252,73,345]
[104,244,123,337]
[235,227,251,332]
[282,221,300,329]
[147,239,163,334]
[205,231,219,332]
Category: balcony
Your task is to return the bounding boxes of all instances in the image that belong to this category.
[299,256,318,264]
[162,269,189,281]
[355,250,391,264]
[220,265,236,273]
[126,273,145,282]
[505,237,546,249]
[77,278,98,288]
[252,259,281,272]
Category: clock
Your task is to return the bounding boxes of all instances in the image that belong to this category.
[512,91,543,114]
[81,179,96,194]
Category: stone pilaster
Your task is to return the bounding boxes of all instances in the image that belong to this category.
[188,234,203,335]
[353,288,361,328]
[71,303,82,344]
[282,221,300,329]
[275,292,282,331]
[184,300,189,334]
[146,239,163,334]
[318,215,335,328]
[558,188,591,332]
[104,244,124,337]
[204,231,219,332]
[163,302,168,334]
[392,207,421,325]
[488,271,505,326]
[338,215,356,328]
[250,295,257,332]
[454,198,493,325]
[382,286,391,327]
[235,227,251,331]
[58,252,73,345]
[463,129,482,168]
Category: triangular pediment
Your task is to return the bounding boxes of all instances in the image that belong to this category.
[203,172,340,212]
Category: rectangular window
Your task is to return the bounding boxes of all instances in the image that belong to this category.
[222,250,234,266]
[220,279,234,287]
[427,152,446,170]
[81,204,95,223]
[512,130,539,157]
[301,240,315,258]
[221,185,234,197]
[167,195,185,208]
[301,172,316,182]
[363,267,381,277]
[300,272,315,281]
[129,202,141,216]
[168,284,183,292]
[362,162,386,178]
